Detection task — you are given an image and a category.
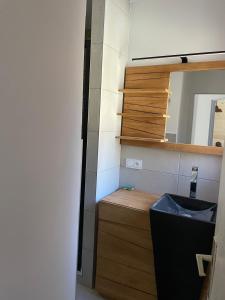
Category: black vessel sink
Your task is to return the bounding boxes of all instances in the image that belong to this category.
[152,193,217,223]
[150,193,217,300]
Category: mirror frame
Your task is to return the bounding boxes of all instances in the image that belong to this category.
[121,60,225,156]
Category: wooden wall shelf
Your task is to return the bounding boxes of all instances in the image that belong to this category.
[119,88,169,94]
[120,139,223,156]
[117,112,170,118]
[116,136,168,143]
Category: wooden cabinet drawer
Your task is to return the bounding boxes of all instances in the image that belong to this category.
[99,201,150,231]
[98,220,153,250]
[97,230,155,275]
[96,256,157,296]
[96,276,157,300]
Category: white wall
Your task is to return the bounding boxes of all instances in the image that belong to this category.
[167,72,184,136]
[178,71,225,143]
[192,95,214,145]
[0,1,86,299]
[191,94,225,145]
[129,0,225,65]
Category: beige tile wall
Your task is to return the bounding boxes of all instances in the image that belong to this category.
[120,146,222,203]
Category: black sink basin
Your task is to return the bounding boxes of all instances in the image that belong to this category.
[152,193,217,223]
[150,193,217,300]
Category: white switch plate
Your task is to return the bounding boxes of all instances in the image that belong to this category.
[126,158,143,170]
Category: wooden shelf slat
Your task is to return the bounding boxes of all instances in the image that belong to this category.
[117,112,170,118]
[119,88,169,94]
[116,136,168,143]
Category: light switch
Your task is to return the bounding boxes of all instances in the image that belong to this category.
[126,158,143,170]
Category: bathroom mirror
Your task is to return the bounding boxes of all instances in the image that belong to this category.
[167,70,225,147]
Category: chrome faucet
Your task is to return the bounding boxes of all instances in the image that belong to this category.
[190,166,198,198]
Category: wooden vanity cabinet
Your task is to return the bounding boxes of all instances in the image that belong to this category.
[95,189,159,300]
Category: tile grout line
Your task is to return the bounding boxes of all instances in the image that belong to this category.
[110,0,130,17]
[177,152,181,194]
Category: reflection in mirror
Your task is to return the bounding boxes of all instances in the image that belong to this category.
[166,70,225,147]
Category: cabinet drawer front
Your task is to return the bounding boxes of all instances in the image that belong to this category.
[98,202,150,230]
[97,230,155,274]
[96,276,157,300]
[96,257,157,296]
[99,220,153,250]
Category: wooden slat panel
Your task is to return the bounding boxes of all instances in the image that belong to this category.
[96,276,157,300]
[118,113,168,119]
[126,60,225,74]
[121,67,169,141]
[125,96,168,108]
[98,202,151,230]
[96,257,157,295]
[97,230,155,274]
[98,220,153,250]
[122,120,165,139]
[124,103,167,114]
[126,72,169,81]
[120,89,169,95]
[125,77,169,89]
[121,115,166,124]
[122,128,164,139]
[123,118,166,129]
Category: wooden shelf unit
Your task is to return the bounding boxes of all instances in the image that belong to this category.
[119,67,170,142]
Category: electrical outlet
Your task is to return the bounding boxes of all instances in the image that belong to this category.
[126,158,143,170]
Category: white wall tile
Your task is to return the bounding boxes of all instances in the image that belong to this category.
[84,171,97,211]
[91,0,105,44]
[120,167,178,195]
[179,152,222,181]
[97,131,121,172]
[86,131,99,172]
[77,249,94,288]
[112,0,130,15]
[99,90,122,133]
[83,210,96,251]
[88,89,101,132]
[121,146,180,174]
[178,175,220,203]
[104,0,130,55]
[96,167,120,201]
[102,45,127,92]
[89,43,103,89]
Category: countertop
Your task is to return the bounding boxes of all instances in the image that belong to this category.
[101,189,161,212]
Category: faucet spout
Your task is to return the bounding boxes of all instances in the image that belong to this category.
[190,166,198,198]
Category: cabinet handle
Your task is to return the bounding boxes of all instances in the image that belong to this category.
[196,254,212,277]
